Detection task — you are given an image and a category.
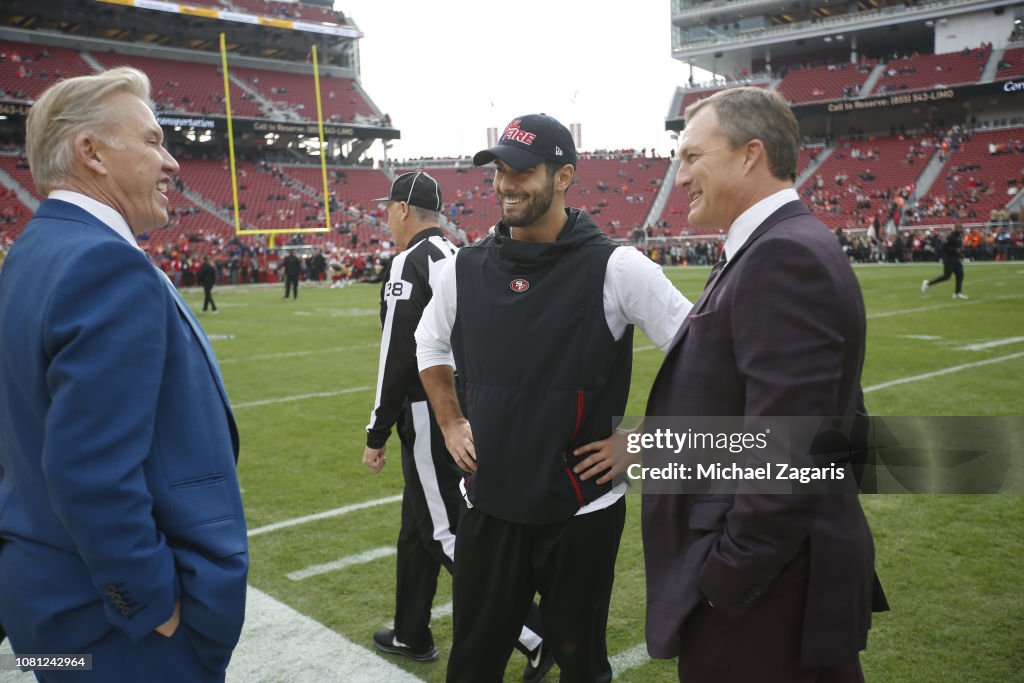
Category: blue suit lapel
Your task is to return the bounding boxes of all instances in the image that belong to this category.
[155,267,235,421]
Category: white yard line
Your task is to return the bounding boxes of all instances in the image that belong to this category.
[867,293,1024,319]
[219,344,375,364]
[248,495,403,538]
[226,585,424,683]
[233,386,372,409]
[287,547,397,582]
[954,336,1024,351]
[864,351,1024,393]
[610,642,651,676]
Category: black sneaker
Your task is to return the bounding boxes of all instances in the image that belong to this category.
[372,628,439,662]
[522,643,555,682]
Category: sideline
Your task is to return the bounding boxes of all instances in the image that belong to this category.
[227,585,424,682]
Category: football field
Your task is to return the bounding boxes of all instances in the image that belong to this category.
[8,261,1019,682]
[218,261,1022,682]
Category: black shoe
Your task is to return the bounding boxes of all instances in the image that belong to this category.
[372,628,438,662]
[523,643,555,682]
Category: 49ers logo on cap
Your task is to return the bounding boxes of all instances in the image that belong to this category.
[509,278,530,293]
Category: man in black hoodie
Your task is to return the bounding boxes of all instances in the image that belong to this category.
[921,226,968,298]
[416,114,692,682]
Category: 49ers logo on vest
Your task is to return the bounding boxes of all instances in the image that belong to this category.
[509,278,530,293]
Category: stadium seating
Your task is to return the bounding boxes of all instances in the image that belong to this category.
[911,128,1024,225]
[572,156,669,238]
[798,134,934,228]
[0,41,94,102]
[230,67,376,123]
[996,46,1024,79]
[89,52,263,118]
[424,165,499,241]
[872,47,990,94]
[777,61,876,104]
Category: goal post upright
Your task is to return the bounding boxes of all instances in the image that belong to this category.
[218,33,332,251]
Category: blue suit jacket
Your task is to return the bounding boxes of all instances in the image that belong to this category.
[0,200,248,677]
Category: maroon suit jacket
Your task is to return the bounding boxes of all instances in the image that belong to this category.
[642,200,883,668]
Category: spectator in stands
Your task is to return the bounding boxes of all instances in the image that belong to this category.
[0,66,246,681]
[416,113,691,681]
[922,226,968,298]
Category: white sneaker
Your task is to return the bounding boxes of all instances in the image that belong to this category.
[953,292,968,299]
[921,279,929,293]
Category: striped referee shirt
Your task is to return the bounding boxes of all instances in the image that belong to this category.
[366,227,457,448]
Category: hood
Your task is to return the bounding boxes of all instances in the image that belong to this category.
[491,208,608,271]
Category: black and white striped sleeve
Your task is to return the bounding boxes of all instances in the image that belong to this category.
[366,238,454,448]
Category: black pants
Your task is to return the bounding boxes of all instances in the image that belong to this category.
[394,401,543,655]
[447,497,626,683]
[928,258,964,293]
[202,285,216,311]
[284,276,299,298]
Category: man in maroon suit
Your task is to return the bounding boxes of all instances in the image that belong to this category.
[642,87,887,682]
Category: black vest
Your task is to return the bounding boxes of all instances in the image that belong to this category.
[452,210,633,524]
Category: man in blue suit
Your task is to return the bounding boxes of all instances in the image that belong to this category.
[0,67,248,681]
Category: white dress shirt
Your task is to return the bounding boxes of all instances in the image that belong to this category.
[48,190,140,249]
[722,187,800,262]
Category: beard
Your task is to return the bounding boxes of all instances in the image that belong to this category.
[499,175,555,228]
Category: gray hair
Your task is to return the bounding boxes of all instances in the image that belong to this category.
[685,87,800,182]
[26,67,153,195]
[409,205,441,224]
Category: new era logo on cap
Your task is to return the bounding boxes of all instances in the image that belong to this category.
[372,171,443,212]
[473,113,577,171]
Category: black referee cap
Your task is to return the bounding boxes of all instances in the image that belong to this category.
[373,171,443,212]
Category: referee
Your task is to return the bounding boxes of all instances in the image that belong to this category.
[362,172,550,680]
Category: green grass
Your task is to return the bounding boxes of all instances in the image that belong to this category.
[185,262,1024,682]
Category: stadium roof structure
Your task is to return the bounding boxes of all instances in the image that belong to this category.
[670,0,1020,76]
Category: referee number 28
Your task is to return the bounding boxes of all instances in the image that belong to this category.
[386,279,412,300]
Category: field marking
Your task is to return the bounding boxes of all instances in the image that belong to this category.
[867,293,1024,319]
[610,642,651,675]
[287,547,397,581]
[226,584,424,683]
[233,386,372,409]
[219,344,376,364]
[0,584,426,683]
[954,336,1024,351]
[864,351,1024,393]
[0,641,31,681]
[899,334,943,341]
[248,494,403,538]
